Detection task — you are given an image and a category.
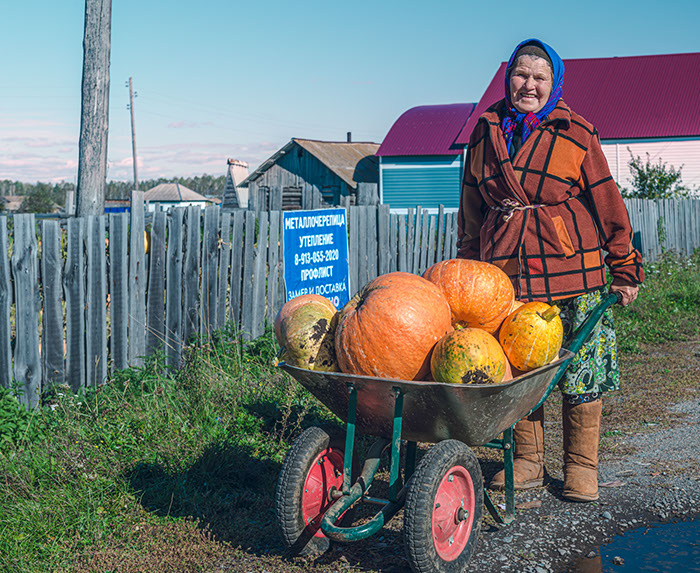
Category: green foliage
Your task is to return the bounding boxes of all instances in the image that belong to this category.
[614,250,700,353]
[18,183,62,213]
[619,148,691,199]
[0,386,46,450]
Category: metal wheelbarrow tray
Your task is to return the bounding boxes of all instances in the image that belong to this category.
[274,293,620,573]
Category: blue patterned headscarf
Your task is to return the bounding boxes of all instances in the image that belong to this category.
[501,38,565,154]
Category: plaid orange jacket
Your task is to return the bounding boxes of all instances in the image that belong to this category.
[457,99,644,302]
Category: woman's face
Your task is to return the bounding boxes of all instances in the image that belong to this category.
[509,55,553,114]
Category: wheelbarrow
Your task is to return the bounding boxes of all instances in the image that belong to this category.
[275,293,621,572]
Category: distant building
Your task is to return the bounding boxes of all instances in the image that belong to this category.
[376,104,475,210]
[221,158,250,210]
[240,138,380,210]
[144,183,215,212]
[1,195,26,212]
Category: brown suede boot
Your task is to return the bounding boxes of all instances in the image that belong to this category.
[489,406,544,490]
[563,399,602,502]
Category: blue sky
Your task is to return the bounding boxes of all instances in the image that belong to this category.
[1,0,698,184]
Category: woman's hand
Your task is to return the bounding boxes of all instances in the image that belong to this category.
[610,278,639,307]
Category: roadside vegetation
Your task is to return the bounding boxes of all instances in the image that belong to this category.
[1,250,698,572]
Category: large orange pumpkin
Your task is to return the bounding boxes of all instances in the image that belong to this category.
[423,259,515,335]
[498,302,563,372]
[430,328,507,385]
[274,294,339,371]
[335,272,452,380]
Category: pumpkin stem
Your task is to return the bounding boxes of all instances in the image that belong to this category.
[540,305,561,322]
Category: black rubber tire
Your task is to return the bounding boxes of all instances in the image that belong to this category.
[403,440,483,573]
[275,426,354,557]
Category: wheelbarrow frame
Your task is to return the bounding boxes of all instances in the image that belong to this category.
[277,293,621,547]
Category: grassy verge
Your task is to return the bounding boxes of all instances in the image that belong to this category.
[1,250,698,572]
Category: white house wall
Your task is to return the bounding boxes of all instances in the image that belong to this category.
[602,138,700,195]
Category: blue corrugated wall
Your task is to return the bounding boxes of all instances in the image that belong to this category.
[380,155,462,209]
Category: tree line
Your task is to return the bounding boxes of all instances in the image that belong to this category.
[0,175,227,213]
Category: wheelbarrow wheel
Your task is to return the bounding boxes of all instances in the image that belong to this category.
[275,425,355,557]
[404,440,483,573]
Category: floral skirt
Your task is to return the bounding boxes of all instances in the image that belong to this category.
[556,289,619,400]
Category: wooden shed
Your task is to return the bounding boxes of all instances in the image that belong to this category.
[240,138,380,210]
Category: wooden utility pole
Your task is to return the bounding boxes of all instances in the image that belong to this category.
[128,77,139,190]
[76,0,112,216]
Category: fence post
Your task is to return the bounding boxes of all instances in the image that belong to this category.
[85,215,107,387]
[0,218,12,390]
[129,191,146,366]
[12,215,41,408]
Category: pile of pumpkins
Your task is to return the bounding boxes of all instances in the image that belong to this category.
[274,259,564,385]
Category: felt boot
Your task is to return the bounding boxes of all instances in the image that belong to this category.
[489,406,544,490]
[562,399,602,502]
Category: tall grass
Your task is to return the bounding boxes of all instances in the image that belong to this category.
[0,250,698,571]
[0,326,335,572]
[614,249,700,353]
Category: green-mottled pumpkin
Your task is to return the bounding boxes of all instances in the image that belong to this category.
[274,294,339,371]
[498,302,563,372]
[430,328,507,385]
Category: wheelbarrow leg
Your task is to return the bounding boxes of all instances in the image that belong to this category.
[482,426,516,524]
[343,383,358,493]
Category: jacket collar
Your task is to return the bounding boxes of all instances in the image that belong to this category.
[480,98,572,129]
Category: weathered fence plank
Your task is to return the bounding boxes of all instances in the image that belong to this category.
[419,211,430,274]
[0,218,11,389]
[109,214,129,372]
[182,206,201,345]
[146,210,167,355]
[436,205,445,263]
[229,210,245,330]
[85,216,107,386]
[251,211,269,338]
[217,211,232,329]
[349,206,360,296]
[200,206,220,336]
[40,220,64,387]
[266,210,281,324]
[377,204,390,276]
[165,209,184,369]
[366,206,378,282]
[129,191,146,365]
[12,215,41,407]
[389,213,398,272]
[241,210,257,339]
[398,214,408,272]
[65,217,86,393]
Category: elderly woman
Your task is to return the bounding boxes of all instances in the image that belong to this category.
[457,39,644,502]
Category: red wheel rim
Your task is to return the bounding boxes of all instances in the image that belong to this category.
[301,447,345,538]
[431,465,475,561]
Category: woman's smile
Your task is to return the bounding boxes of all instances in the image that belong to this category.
[509,55,553,114]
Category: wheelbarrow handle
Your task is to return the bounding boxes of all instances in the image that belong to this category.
[528,292,622,414]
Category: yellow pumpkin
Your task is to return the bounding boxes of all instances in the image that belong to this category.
[498,302,563,372]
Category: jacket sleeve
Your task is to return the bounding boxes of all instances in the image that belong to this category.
[580,131,645,285]
[456,144,485,260]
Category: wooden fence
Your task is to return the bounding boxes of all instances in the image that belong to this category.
[2,195,698,407]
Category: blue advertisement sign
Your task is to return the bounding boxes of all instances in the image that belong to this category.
[283,208,351,309]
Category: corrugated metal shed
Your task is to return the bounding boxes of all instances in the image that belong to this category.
[377,103,475,157]
[456,52,700,145]
[243,139,379,190]
[144,183,209,202]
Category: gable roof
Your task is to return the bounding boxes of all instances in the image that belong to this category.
[377,103,475,157]
[242,138,380,189]
[144,183,209,202]
[455,52,700,145]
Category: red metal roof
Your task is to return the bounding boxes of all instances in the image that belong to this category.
[377,103,475,156]
[455,52,700,145]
